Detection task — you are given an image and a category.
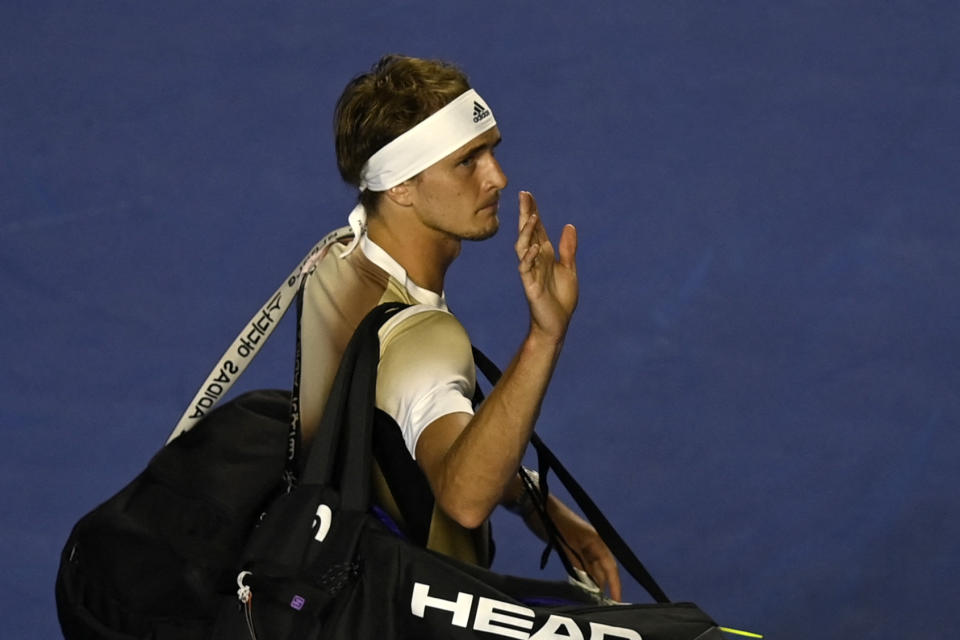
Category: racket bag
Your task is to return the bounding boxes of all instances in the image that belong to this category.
[211,303,724,640]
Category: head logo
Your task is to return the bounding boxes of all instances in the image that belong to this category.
[410,581,642,639]
[473,101,491,123]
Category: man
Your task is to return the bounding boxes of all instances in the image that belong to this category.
[297,54,621,600]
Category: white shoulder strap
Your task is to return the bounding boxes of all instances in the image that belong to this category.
[166,226,354,443]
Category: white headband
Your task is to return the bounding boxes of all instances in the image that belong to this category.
[341,88,497,257]
[358,88,497,192]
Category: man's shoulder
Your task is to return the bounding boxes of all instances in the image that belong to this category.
[377,304,476,397]
[380,305,468,347]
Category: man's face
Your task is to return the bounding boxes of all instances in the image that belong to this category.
[406,126,507,242]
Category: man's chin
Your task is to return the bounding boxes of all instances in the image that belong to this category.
[463,218,499,242]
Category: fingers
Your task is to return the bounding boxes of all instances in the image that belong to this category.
[515,210,538,261]
[548,504,619,601]
[515,191,542,264]
[518,190,538,233]
[518,191,549,244]
[603,559,623,602]
[585,553,622,602]
[557,223,578,272]
[517,242,541,275]
[516,191,557,261]
[575,538,621,602]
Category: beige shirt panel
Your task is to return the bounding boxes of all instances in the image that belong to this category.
[299,239,414,442]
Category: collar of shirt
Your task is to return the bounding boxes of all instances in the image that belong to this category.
[359,234,448,311]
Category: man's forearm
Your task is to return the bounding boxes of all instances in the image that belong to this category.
[420,190,578,529]
[430,331,563,528]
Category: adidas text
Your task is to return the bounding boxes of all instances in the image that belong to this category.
[411,581,642,639]
[188,360,240,419]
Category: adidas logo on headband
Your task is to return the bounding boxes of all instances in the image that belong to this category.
[473,100,491,123]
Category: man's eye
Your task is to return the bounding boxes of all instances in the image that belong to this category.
[459,155,475,167]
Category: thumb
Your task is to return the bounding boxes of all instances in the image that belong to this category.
[557,224,578,271]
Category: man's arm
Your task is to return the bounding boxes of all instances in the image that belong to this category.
[411,191,622,599]
[415,190,577,528]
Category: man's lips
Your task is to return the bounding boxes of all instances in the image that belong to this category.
[479,198,500,212]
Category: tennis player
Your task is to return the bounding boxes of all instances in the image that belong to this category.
[297,54,621,600]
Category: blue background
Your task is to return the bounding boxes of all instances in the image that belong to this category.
[2,1,958,637]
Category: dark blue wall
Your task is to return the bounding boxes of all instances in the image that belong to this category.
[2,1,958,637]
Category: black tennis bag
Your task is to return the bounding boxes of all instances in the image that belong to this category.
[211,303,725,640]
[55,228,353,640]
[55,389,291,640]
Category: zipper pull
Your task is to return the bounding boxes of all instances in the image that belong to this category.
[236,571,258,640]
[237,571,253,604]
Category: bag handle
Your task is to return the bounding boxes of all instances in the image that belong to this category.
[166,226,354,443]
[300,303,408,510]
[472,347,672,604]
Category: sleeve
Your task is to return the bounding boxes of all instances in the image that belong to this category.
[376,306,476,458]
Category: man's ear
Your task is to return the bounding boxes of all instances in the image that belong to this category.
[383,182,414,207]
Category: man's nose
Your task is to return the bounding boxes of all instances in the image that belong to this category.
[486,156,508,190]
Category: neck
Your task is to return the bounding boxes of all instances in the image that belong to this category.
[366,211,460,294]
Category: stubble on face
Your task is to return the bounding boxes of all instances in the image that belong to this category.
[414,204,500,242]
[462,196,501,241]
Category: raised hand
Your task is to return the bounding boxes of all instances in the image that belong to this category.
[514,191,579,343]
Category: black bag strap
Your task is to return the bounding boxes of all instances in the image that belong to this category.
[301,303,408,511]
[285,277,309,482]
[371,409,434,546]
[472,346,672,604]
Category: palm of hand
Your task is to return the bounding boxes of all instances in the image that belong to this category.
[514,191,579,341]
